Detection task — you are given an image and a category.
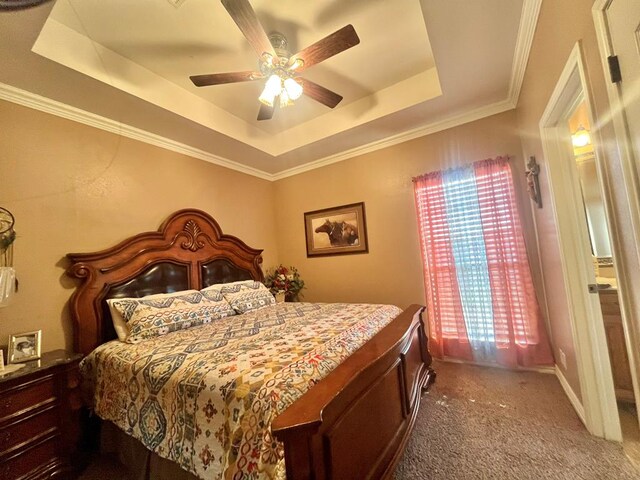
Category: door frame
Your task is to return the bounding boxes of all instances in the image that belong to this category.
[592,0,640,425]
[539,42,621,440]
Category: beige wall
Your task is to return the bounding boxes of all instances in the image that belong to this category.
[514,0,640,401]
[273,110,535,311]
[0,101,543,364]
[0,100,278,354]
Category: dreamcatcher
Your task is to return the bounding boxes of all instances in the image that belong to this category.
[0,207,16,307]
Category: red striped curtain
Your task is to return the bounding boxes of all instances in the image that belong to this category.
[413,170,473,361]
[414,157,553,368]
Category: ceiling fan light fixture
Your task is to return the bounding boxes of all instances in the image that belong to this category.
[260,52,276,69]
[189,3,360,121]
[259,74,282,107]
[288,58,304,71]
[284,77,303,100]
[279,89,294,108]
[258,89,276,107]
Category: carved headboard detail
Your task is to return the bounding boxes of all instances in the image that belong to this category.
[66,209,264,355]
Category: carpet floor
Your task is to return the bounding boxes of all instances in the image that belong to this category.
[394,360,640,479]
[79,360,640,479]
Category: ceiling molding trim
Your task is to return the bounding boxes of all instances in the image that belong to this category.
[0,82,274,181]
[272,99,516,181]
[0,83,516,184]
[508,0,543,106]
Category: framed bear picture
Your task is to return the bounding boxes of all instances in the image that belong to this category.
[304,202,369,257]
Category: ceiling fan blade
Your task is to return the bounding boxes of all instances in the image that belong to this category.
[289,24,360,72]
[190,71,263,87]
[257,103,275,121]
[299,78,343,108]
[221,0,277,60]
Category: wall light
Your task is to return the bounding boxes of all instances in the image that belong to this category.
[571,125,591,148]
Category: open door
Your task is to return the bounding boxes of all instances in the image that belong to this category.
[539,44,621,441]
[568,101,640,459]
[592,0,640,457]
[594,0,640,158]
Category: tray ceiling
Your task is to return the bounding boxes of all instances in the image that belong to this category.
[0,0,530,178]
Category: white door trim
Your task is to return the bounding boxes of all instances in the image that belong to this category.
[539,42,621,440]
[592,0,640,428]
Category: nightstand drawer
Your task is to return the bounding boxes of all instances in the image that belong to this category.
[0,376,56,423]
[0,433,59,480]
[0,351,83,479]
[0,404,58,456]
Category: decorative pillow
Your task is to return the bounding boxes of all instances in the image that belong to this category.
[107,290,207,342]
[106,300,131,342]
[109,289,236,343]
[204,280,275,314]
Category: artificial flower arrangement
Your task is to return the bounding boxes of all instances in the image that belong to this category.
[264,264,305,301]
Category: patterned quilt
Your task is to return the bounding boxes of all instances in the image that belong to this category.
[80,302,402,480]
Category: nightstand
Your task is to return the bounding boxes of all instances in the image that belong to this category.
[0,350,83,479]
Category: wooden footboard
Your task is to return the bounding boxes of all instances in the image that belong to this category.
[272,304,435,480]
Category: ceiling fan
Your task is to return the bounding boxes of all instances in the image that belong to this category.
[0,0,52,9]
[190,0,360,121]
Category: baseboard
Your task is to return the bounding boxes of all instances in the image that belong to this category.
[440,357,555,374]
[532,366,556,374]
[555,365,587,426]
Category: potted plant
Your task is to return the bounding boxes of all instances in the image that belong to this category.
[264,265,305,302]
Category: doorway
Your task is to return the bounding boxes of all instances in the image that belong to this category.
[539,42,625,441]
[567,99,640,460]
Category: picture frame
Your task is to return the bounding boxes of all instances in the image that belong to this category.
[304,202,369,257]
[8,329,41,364]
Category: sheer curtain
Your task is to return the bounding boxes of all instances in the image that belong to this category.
[413,156,553,368]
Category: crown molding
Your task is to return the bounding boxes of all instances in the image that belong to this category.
[272,99,515,181]
[0,82,274,181]
[0,81,517,183]
[4,0,539,186]
[508,0,542,106]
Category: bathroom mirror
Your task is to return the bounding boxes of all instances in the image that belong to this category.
[575,153,612,259]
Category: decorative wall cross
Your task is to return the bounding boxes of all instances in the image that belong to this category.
[525,156,542,208]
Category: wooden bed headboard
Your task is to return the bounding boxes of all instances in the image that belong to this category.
[66,209,264,355]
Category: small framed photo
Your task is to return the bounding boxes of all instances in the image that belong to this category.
[8,330,41,364]
[304,202,369,257]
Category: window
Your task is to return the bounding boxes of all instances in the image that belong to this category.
[413,157,553,367]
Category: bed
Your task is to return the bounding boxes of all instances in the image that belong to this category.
[66,209,434,480]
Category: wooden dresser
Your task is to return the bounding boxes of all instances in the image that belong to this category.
[599,289,635,403]
[0,350,83,479]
